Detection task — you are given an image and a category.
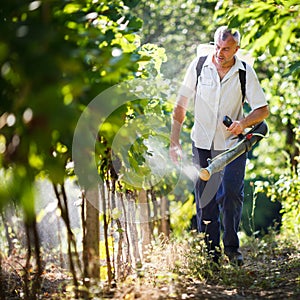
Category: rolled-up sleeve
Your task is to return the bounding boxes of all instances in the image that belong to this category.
[246,65,268,110]
[178,57,198,99]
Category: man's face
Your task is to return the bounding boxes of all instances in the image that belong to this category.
[214,35,239,67]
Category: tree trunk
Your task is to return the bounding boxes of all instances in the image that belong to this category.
[286,120,299,168]
[53,183,81,295]
[139,189,151,253]
[160,196,170,238]
[83,187,100,279]
[118,192,133,278]
[100,182,113,285]
[127,193,141,267]
[0,210,14,256]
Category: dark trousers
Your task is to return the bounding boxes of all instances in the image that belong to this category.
[192,144,247,254]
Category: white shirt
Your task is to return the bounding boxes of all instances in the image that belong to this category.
[179,53,267,150]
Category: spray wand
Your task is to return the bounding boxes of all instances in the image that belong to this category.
[199,116,269,181]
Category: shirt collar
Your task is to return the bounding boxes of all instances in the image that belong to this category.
[235,55,246,71]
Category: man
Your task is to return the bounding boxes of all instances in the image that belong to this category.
[170,26,269,265]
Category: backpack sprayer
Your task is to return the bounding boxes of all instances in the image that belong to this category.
[199,116,269,181]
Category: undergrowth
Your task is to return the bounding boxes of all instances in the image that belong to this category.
[123,229,300,299]
[2,229,299,299]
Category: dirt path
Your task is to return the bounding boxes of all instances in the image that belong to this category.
[1,242,300,299]
[114,243,300,299]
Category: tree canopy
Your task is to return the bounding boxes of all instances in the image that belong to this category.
[0,0,299,299]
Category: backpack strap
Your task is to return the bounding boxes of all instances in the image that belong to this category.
[196,56,247,104]
[239,61,246,103]
[196,55,208,87]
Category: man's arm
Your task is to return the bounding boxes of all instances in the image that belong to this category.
[228,105,269,136]
[169,95,189,162]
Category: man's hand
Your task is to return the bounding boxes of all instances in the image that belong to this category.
[225,105,269,137]
[227,120,244,136]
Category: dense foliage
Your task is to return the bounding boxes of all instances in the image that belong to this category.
[0,0,152,205]
[215,0,300,238]
[0,0,165,297]
[0,0,299,299]
[132,0,218,79]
